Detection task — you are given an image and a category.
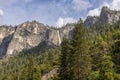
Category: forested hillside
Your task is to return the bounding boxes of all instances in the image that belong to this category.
[58,20,120,80]
[0,19,120,80]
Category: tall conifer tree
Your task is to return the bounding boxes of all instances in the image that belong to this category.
[71,19,91,80]
[59,39,73,80]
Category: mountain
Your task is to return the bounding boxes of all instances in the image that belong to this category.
[84,6,120,26]
[84,16,99,26]
[0,21,74,57]
[0,6,120,58]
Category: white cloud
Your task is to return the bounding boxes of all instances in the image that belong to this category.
[87,8,101,16]
[72,0,91,12]
[110,0,120,10]
[87,2,110,16]
[56,17,77,27]
[0,9,4,16]
[87,0,120,16]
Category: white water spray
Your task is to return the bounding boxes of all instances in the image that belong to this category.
[57,30,61,45]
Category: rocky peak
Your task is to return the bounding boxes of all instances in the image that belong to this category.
[0,21,75,57]
[2,6,120,57]
[84,16,99,26]
[84,6,120,26]
[101,6,111,12]
[100,6,120,24]
[0,25,15,57]
[6,21,50,55]
[100,7,120,24]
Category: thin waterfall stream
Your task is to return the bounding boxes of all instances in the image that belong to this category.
[57,30,61,45]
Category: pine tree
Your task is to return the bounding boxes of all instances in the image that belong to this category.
[99,54,114,80]
[112,40,120,73]
[59,39,72,80]
[70,19,91,80]
[27,55,41,80]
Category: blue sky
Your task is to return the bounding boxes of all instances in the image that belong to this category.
[0,0,118,27]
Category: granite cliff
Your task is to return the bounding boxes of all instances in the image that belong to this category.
[0,21,74,57]
[1,6,120,57]
[84,6,120,26]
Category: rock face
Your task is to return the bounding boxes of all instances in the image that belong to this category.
[6,21,48,55]
[0,21,75,57]
[84,6,120,26]
[42,68,59,80]
[84,16,99,26]
[100,6,120,24]
[0,26,15,57]
[1,6,120,57]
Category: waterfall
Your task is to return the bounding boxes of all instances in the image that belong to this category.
[57,30,61,45]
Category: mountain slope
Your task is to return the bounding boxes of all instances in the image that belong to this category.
[0,21,74,57]
[1,6,120,57]
[84,6,120,26]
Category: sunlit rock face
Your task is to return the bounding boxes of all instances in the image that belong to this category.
[1,6,120,57]
[0,26,15,57]
[46,23,74,46]
[100,6,120,24]
[6,21,49,55]
[46,29,61,46]
[84,16,99,26]
[84,6,120,26]
[0,21,75,57]
[60,24,75,40]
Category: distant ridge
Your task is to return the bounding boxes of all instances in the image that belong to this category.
[84,6,120,26]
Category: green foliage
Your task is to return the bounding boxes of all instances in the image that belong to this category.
[88,71,99,80]
[59,20,91,80]
[71,20,91,80]
[59,39,72,80]
[0,48,61,80]
[98,54,115,80]
[1,19,120,80]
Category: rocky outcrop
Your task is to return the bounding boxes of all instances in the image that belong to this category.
[0,26,15,57]
[46,23,74,46]
[60,23,75,39]
[0,21,75,57]
[2,6,120,57]
[42,68,59,80]
[100,6,120,24]
[84,16,99,26]
[84,6,120,26]
[46,29,61,46]
[6,21,48,55]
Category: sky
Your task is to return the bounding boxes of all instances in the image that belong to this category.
[0,0,119,27]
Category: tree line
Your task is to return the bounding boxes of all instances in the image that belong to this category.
[0,19,120,80]
[58,19,120,80]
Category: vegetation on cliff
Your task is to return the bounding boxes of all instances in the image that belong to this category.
[0,20,120,80]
